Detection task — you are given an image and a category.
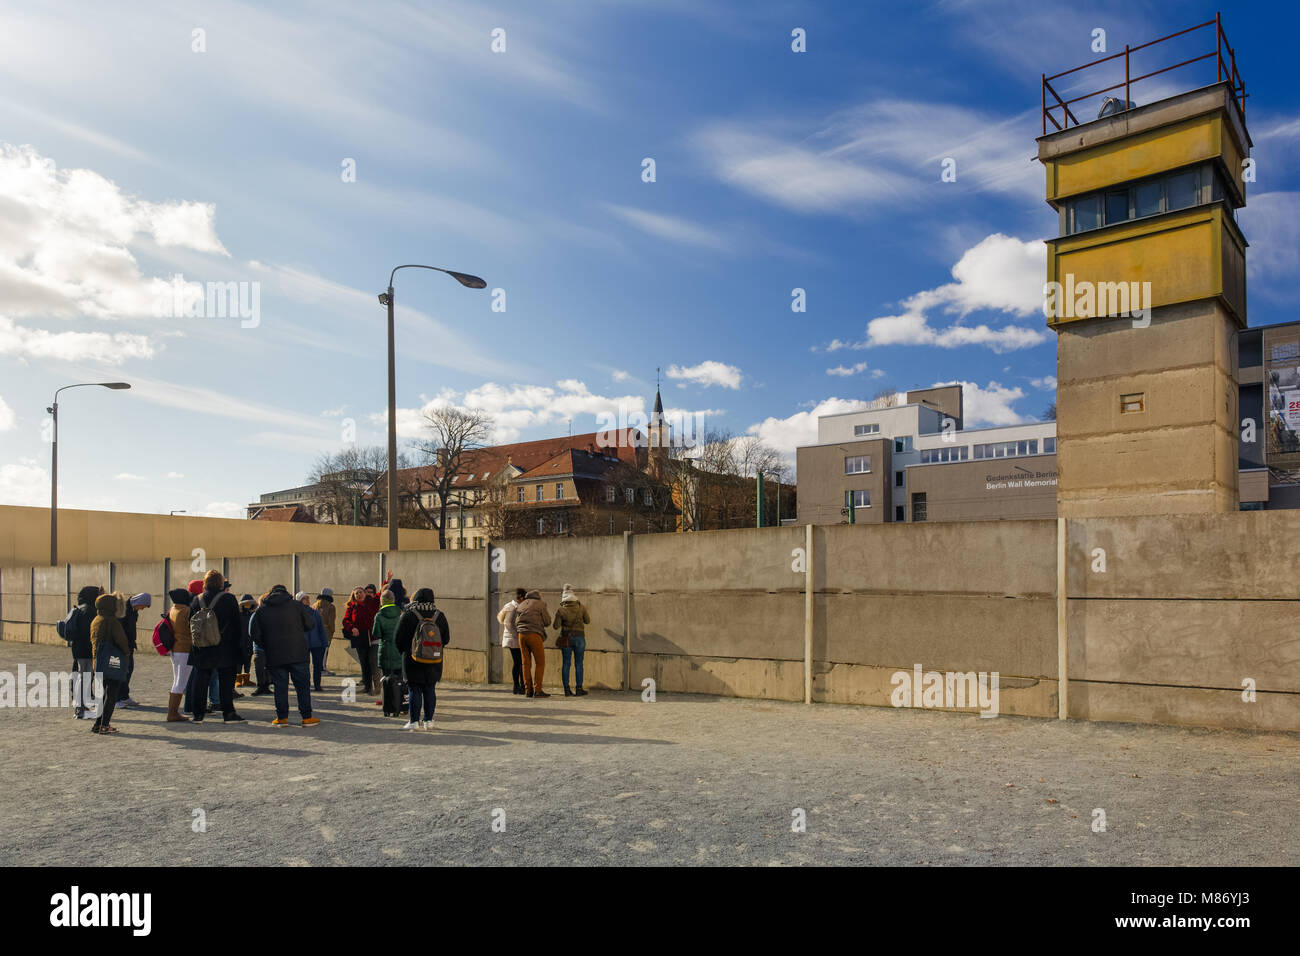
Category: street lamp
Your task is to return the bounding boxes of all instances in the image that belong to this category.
[379,264,486,551]
[48,382,131,565]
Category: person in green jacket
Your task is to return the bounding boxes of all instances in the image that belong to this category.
[553,584,591,697]
[370,590,404,716]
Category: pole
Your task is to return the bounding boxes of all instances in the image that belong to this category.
[804,523,813,704]
[386,285,398,552]
[1057,516,1068,720]
[49,400,58,566]
[755,471,764,528]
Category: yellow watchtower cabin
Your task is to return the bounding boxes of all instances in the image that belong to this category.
[1037,16,1249,518]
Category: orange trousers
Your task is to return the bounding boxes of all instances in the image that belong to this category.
[518,632,546,693]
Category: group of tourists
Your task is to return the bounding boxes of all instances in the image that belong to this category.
[60,570,592,734]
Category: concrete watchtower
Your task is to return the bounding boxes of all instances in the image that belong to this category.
[1037,17,1250,517]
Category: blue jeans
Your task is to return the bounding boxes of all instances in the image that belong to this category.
[561,634,587,689]
[309,646,326,689]
[408,683,436,723]
[270,661,312,720]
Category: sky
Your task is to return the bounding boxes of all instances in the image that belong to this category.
[1,0,1297,518]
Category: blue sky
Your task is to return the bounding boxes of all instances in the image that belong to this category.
[1,0,1297,517]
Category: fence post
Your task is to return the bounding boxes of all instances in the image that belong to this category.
[1057,517,1069,720]
[65,562,71,614]
[804,524,814,705]
[623,531,632,692]
[29,566,35,644]
[483,541,493,684]
[163,557,171,604]
[292,553,300,595]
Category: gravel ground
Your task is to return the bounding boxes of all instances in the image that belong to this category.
[1,642,1297,866]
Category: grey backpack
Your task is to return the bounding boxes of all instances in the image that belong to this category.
[190,593,223,649]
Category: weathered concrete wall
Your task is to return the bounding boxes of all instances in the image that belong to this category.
[3,513,1297,732]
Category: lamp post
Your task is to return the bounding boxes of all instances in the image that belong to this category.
[379,265,486,552]
[49,382,131,565]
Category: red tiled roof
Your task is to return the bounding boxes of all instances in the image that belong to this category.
[251,505,316,523]
[394,428,643,489]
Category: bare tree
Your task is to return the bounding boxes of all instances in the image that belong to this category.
[1042,402,1057,422]
[308,445,397,526]
[407,407,494,548]
[870,389,901,409]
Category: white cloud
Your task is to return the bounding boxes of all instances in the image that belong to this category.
[824,234,1049,354]
[603,204,728,251]
[0,460,48,506]
[115,472,145,481]
[1030,376,1057,390]
[747,397,872,460]
[871,369,886,379]
[0,395,14,431]
[611,370,630,382]
[695,100,1040,215]
[666,361,743,389]
[936,380,1028,427]
[0,143,227,322]
[195,502,244,520]
[0,315,155,362]
[164,471,184,479]
[1240,191,1300,294]
[827,362,870,377]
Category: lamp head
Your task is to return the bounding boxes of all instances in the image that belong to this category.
[378,292,391,306]
[446,271,487,289]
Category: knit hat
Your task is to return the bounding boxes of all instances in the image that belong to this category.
[239,593,255,606]
[187,579,204,596]
[294,591,309,603]
[320,587,334,597]
[129,592,151,608]
[168,587,190,605]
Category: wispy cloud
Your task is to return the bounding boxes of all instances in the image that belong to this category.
[603,203,729,251]
[666,360,743,389]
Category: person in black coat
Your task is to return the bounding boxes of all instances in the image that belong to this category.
[188,570,244,722]
[394,587,450,730]
[63,585,101,719]
[249,584,318,725]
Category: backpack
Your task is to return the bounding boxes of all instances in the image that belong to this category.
[410,613,444,664]
[151,615,175,656]
[57,607,75,641]
[190,592,223,649]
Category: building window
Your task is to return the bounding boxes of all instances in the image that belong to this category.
[973,439,1042,459]
[606,485,615,503]
[1121,392,1145,414]
[894,436,913,453]
[912,493,927,522]
[845,489,870,508]
[609,516,615,535]
[919,446,969,464]
[555,482,564,500]
[643,490,653,506]
[537,518,545,534]
[625,487,635,504]
[895,471,904,487]
[1066,164,1221,235]
[895,505,905,522]
[844,455,871,475]
[1044,437,1056,454]
[516,487,524,503]
[556,516,566,534]
[853,423,880,436]
[535,484,544,501]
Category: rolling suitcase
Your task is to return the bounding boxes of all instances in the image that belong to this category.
[381,673,405,717]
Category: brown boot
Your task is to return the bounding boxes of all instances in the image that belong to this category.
[167,692,189,722]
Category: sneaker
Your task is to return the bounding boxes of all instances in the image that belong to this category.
[271,717,290,726]
[301,717,320,727]
[533,690,551,699]
[192,714,205,723]
[116,698,134,708]
[251,688,273,696]
[401,721,417,731]
[224,713,245,723]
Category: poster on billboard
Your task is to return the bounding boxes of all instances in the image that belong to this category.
[1264,328,1300,481]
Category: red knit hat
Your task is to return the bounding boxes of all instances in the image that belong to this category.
[187,579,204,596]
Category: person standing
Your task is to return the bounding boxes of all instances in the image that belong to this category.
[371,589,404,717]
[497,588,525,695]
[189,570,245,723]
[89,592,130,734]
[342,586,379,695]
[236,594,257,688]
[513,589,551,699]
[250,584,318,726]
[314,588,336,677]
[553,584,591,697]
[299,591,328,691]
[62,585,101,719]
[165,587,193,723]
[394,587,450,729]
[116,593,150,708]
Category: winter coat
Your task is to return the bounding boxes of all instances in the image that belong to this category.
[65,601,96,659]
[90,593,130,661]
[305,605,328,650]
[314,597,336,639]
[553,599,590,637]
[371,602,404,670]
[189,588,242,670]
[122,603,139,651]
[395,601,449,686]
[169,603,193,655]
[497,600,519,649]
[513,591,550,636]
[249,588,314,668]
[342,596,379,642]
[239,607,255,659]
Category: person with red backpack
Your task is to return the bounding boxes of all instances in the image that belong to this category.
[394,587,450,730]
[162,587,192,723]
